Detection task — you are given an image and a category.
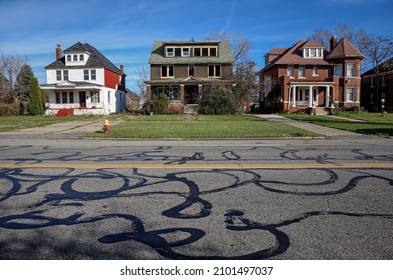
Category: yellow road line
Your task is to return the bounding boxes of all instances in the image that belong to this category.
[0,163,392,169]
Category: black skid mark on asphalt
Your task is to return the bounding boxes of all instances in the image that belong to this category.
[222,151,241,161]
[254,169,393,196]
[34,170,147,207]
[0,169,23,202]
[280,149,335,164]
[161,172,212,219]
[352,148,393,161]
[165,152,205,165]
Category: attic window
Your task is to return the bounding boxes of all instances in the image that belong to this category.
[210,47,217,57]
[182,48,190,57]
[304,48,323,58]
[166,48,174,57]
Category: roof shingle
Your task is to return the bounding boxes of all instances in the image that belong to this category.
[45,42,125,76]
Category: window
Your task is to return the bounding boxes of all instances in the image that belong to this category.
[161,65,174,78]
[287,65,294,77]
[69,92,74,103]
[210,47,217,57]
[175,48,181,57]
[91,70,96,80]
[166,47,174,57]
[79,54,84,61]
[264,77,272,94]
[347,63,355,77]
[194,48,201,56]
[208,65,221,77]
[382,75,386,86]
[108,91,111,103]
[73,54,78,61]
[62,92,68,104]
[91,91,100,103]
[67,55,71,62]
[56,92,61,103]
[189,65,194,76]
[371,76,374,87]
[182,48,190,57]
[63,70,69,81]
[202,48,209,56]
[298,65,305,78]
[313,65,318,76]
[370,92,375,104]
[346,88,354,101]
[84,70,89,80]
[304,48,323,58]
[56,70,62,81]
[334,64,342,77]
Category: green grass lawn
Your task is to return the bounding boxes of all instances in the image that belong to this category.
[0,115,99,132]
[90,114,321,139]
[285,113,393,137]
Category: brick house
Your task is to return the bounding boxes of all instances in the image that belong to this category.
[125,88,141,112]
[361,57,393,112]
[146,40,234,109]
[41,43,126,116]
[258,37,365,113]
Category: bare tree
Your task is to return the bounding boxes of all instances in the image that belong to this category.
[0,53,29,102]
[136,65,149,104]
[310,28,334,50]
[205,32,258,112]
[357,33,393,108]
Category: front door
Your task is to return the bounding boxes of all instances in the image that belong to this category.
[184,85,198,104]
[79,91,86,107]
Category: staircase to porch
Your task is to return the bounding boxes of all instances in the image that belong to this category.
[56,108,74,117]
[315,107,328,115]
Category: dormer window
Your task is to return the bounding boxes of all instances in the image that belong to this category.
[303,48,324,58]
[166,47,174,57]
[182,48,190,57]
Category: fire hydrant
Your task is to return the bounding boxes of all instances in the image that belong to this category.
[103,119,110,134]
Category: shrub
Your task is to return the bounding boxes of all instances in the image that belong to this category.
[199,86,237,115]
[152,94,169,115]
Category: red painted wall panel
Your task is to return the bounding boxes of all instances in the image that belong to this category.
[104,69,125,90]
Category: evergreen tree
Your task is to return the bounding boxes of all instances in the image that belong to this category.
[28,77,44,115]
[14,64,34,102]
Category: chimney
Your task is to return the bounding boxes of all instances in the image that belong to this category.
[56,44,62,60]
[330,36,337,51]
[120,65,124,72]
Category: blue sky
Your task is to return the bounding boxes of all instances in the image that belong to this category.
[1,0,392,91]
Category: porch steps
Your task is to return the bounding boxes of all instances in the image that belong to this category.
[315,107,328,115]
[56,108,74,117]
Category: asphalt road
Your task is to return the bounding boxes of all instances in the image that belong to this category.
[1,137,393,259]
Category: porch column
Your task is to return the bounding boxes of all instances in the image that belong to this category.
[198,84,203,101]
[180,84,185,104]
[292,85,297,107]
[325,86,330,107]
[308,85,313,107]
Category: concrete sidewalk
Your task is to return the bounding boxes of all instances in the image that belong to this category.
[254,114,367,138]
[0,119,124,139]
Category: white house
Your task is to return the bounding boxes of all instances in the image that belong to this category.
[41,43,126,116]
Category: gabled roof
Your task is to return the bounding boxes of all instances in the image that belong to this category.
[362,57,393,76]
[45,42,126,76]
[126,88,141,99]
[326,37,365,59]
[301,40,325,48]
[148,40,234,64]
[262,40,329,71]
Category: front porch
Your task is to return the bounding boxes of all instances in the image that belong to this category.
[287,82,337,112]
